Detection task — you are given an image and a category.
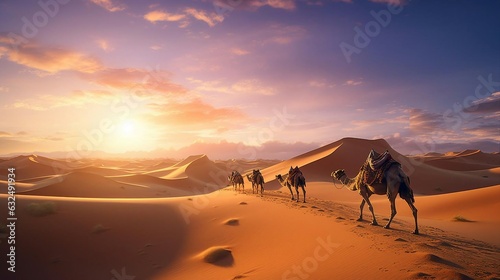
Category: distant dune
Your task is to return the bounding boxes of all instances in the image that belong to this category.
[0,137,498,280]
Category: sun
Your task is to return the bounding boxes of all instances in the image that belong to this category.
[119,120,135,136]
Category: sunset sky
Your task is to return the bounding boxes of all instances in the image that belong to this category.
[0,0,499,159]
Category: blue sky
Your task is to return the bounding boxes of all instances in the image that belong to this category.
[0,0,498,159]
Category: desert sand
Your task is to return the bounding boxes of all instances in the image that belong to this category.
[0,138,499,280]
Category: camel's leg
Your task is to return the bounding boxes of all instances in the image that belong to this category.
[405,198,419,234]
[357,200,366,221]
[301,186,306,203]
[384,195,397,229]
[287,185,294,200]
[360,190,377,226]
[295,187,300,203]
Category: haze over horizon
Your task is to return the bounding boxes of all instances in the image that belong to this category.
[0,0,499,159]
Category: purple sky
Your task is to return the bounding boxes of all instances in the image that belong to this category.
[0,0,499,159]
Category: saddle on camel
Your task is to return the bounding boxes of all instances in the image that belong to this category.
[363,149,398,186]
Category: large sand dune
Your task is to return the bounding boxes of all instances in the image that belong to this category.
[0,137,498,280]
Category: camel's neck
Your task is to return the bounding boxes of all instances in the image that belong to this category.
[339,173,360,191]
[277,175,288,186]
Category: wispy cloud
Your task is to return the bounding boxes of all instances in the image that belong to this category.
[463,92,500,114]
[144,7,223,27]
[96,39,114,52]
[243,0,296,11]
[184,7,224,27]
[188,78,276,96]
[0,36,102,74]
[343,79,363,86]
[144,10,186,23]
[230,48,250,56]
[146,98,248,131]
[90,0,126,12]
[11,90,116,111]
[260,24,307,45]
[83,68,188,96]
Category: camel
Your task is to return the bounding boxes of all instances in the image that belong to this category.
[276,166,306,202]
[247,170,264,195]
[228,171,244,192]
[330,151,419,234]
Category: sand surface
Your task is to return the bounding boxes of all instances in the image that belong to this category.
[0,138,499,280]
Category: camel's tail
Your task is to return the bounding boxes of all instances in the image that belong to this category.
[399,175,415,203]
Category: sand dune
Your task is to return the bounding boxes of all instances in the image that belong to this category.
[262,138,500,194]
[21,172,155,198]
[0,137,499,280]
[0,154,69,180]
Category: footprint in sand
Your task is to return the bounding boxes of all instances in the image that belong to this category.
[239,202,247,205]
[223,218,240,226]
[418,253,463,269]
[199,246,234,267]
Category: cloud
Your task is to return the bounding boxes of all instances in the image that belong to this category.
[464,122,500,141]
[144,10,186,23]
[184,7,224,27]
[150,45,163,51]
[83,68,188,95]
[147,98,248,129]
[242,0,296,10]
[408,108,445,134]
[0,131,12,137]
[230,48,250,56]
[343,79,363,86]
[144,7,223,27]
[188,78,276,96]
[11,90,116,111]
[463,92,500,114]
[96,39,114,52]
[231,79,276,95]
[90,0,126,12]
[0,37,102,74]
[260,24,307,45]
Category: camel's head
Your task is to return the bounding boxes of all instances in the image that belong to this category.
[331,169,346,181]
[276,174,282,180]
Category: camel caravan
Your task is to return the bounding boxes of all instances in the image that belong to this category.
[227,149,418,234]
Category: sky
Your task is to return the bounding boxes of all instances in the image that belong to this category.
[0,0,499,159]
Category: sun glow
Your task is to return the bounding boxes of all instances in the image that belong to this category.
[104,118,155,153]
[119,120,136,136]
